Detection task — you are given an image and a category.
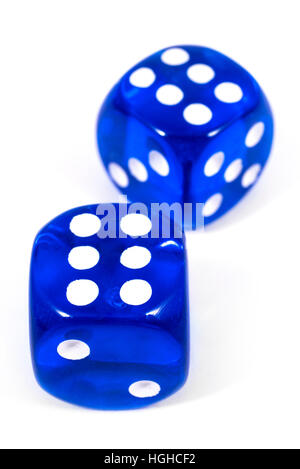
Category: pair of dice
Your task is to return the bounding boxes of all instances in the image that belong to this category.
[30,45,273,409]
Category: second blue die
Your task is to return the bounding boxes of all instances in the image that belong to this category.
[97,45,273,224]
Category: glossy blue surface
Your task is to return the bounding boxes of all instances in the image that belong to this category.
[30,204,189,409]
[97,45,273,226]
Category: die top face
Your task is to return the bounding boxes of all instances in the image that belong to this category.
[118,45,260,138]
[30,205,189,409]
[30,204,186,323]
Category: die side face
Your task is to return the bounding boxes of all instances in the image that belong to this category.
[190,93,273,222]
[97,45,273,224]
[30,204,189,410]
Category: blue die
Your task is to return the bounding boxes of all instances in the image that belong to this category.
[97,45,273,224]
[30,204,189,409]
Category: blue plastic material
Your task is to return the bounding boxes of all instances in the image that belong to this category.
[30,204,189,410]
[97,45,273,225]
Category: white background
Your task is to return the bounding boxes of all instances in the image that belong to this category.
[0,0,299,449]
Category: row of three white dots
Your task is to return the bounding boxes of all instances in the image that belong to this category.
[109,150,169,188]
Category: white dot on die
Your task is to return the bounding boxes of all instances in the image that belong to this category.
[203,193,223,217]
[187,64,215,84]
[149,150,169,176]
[183,103,212,126]
[128,158,148,182]
[214,82,243,103]
[57,340,90,360]
[129,380,161,398]
[108,162,129,188]
[129,67,156,88]
[241,163,262,188]
[245,122,265,147]
[120,213,152,237]
[155,128,166,136]
[224,158,243,183]
[207,128,222,137]
[156,84,183,105]
[161,47,190,65]
[68,246,100,270]
[120,279,152,306]
[120,246,151,269]
[66,279,99,306]
[70,213,101,237]
[204,151,225,177]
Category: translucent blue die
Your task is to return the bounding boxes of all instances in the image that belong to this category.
[97,45,273,225]
[30,204,189,409]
